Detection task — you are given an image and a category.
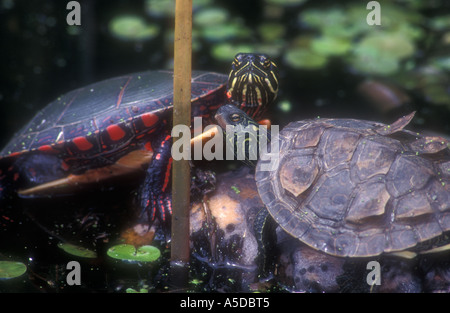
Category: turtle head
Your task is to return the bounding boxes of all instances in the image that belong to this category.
[215,104,270,166]
[227,53,279,119]
[215,104,259,130]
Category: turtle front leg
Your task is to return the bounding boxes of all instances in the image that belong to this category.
[139,133,173,226]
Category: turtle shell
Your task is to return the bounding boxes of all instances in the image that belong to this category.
[256,114,450,257]
[0,70,226,170]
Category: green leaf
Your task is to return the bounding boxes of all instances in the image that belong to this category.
[58,242,98,259]
[211,43,254,61]
[284,48,327,70]
[310,36,351,56]
[194,8,229,27]
[109,15,160,41]
[107,244,161,262]
[0,261,27,279]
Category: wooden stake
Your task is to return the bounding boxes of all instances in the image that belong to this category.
[171,0,192,287]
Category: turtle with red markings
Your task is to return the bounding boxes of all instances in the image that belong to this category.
[0,53,279,227]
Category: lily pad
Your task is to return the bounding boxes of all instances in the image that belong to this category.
[284,48,327,70]
[0,261,27,279]
[126,287,149,293]
[211,43,254,61]
[300,8,361,38]
[310,36,351,56]
[201,21,251,42]
[358,34,415,59]
[107,244,161,262]
[349,33,416,75]
[194,7,229,27]
[145,0,175,17]
[109,15,160,41]
[58,242,98,259]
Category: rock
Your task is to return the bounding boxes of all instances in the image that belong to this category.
[189,167,265,292]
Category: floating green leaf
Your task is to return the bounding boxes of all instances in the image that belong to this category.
[301,8,348,32]
[201,21,251,42]
[284,48,327,70]
[349,34,415,75]
[194,7,229,27]
[126,287,149,293]
[0,261,27,279]
[107,244,161,262]
[310,36,351,56]
[109,15,160,41]
[145,0,175,17]
[58,242,98,258]
[211,43,254,61]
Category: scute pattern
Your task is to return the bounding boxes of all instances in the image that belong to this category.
[256,114,450,257]
[0,70,227,170]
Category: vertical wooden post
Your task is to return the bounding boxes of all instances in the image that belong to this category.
[171,0,192,288]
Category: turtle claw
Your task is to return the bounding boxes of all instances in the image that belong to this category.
[140,189,172,226]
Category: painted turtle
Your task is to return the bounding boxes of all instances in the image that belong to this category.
[215,104,450,258]
[0,53,279,226]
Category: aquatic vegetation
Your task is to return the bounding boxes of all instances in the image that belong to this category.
[58,242,98,259]
[0,261,27,279]
[194,7,229,27]
[310,36,352,57]
[138,0,448,107]
[109,15,160,41]
[107,244,161,263]
[284,48,327,70]
[201,20,251,42]
[211,43,254,62]
[126,287,149,293]
[349,33,415,75]
[297,4,422,74]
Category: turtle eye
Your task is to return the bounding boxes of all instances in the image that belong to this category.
[263,59,271,69]
[230,113,241,122]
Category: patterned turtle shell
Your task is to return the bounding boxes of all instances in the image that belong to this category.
[0,70,226,171]
[255,113,450,257]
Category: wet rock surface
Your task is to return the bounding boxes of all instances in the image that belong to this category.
[189,167,264,292]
